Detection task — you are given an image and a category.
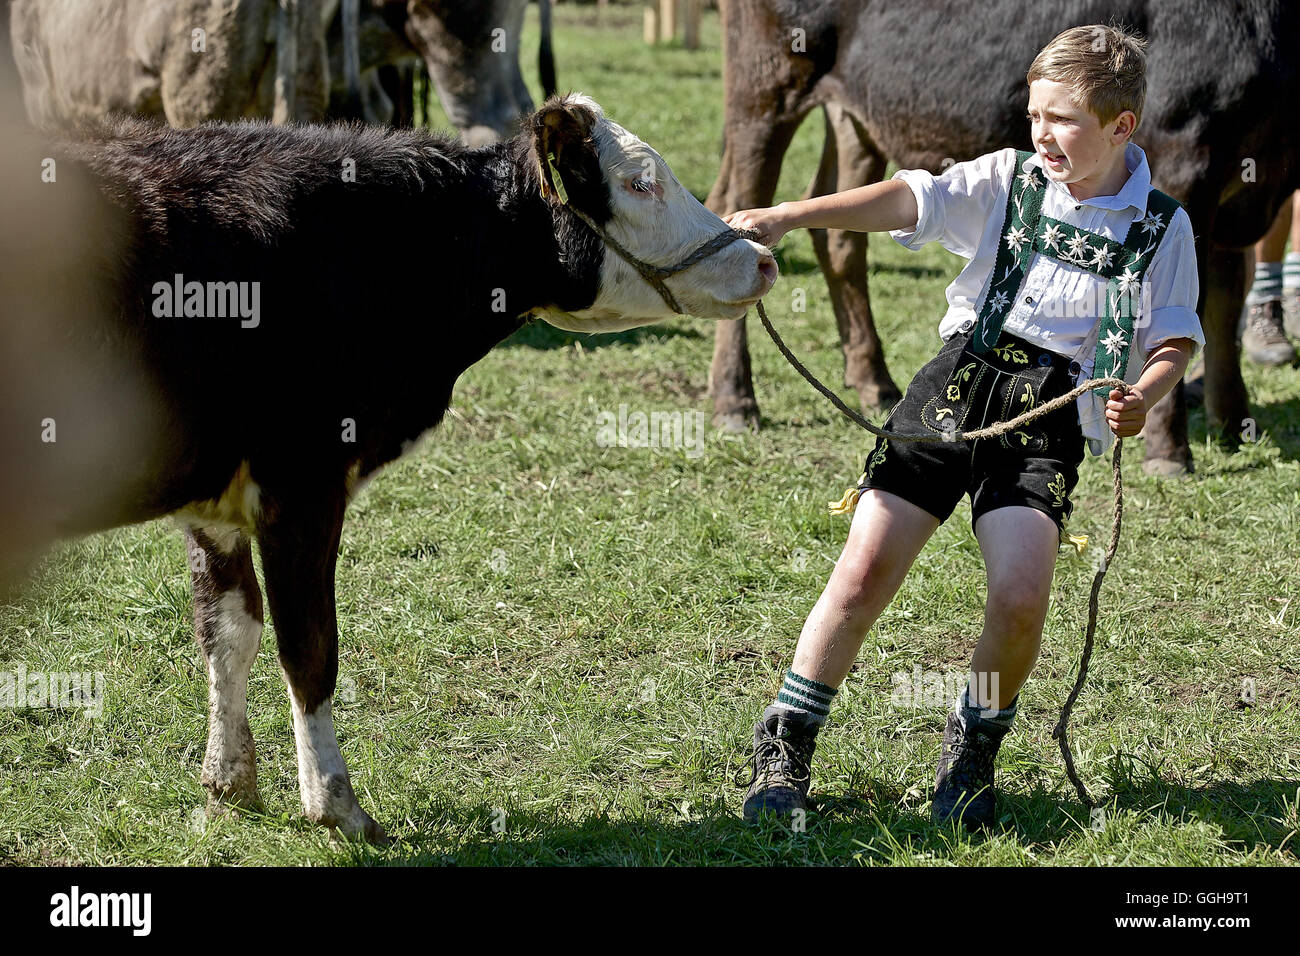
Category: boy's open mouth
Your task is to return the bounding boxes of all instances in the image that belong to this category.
[1042,150,1067,167]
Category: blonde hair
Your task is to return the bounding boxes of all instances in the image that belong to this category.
[1027,24,1148,132]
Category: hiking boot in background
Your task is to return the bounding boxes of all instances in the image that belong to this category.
[1242,298,1297,366]
[1283,287,1300,340]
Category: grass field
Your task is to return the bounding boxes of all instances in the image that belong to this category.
[2,4,1298,866]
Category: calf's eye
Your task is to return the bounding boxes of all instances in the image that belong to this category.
[626,176,661,198]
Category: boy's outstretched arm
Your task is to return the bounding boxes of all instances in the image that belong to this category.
[723,179,920,246]
[1105,338,1195,438]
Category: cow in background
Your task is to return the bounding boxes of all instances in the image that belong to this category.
[10,0,356,126]
[706,0,1300,475]
[329,0,556,142]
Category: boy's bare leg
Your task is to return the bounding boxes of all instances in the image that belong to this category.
[790,489,940,689]
[970,506,1061,711]
[741,488,938,821]
[1244,194,1296,364]
[1291,190,1300,250]
[1286,191,1300,338]
[1256,196,1292,264]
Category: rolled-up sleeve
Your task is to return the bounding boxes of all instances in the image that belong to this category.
[889,148,1016,259]
[1137,208,1204,362]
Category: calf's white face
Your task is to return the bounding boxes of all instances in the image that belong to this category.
[536,95,778,332]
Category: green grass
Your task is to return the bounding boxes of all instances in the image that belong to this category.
[2,4,1298,867]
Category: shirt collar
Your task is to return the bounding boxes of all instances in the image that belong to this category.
[1021,143,1151,214]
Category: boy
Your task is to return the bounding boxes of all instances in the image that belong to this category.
[725,24,1202,828]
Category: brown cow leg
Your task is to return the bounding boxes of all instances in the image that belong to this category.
[185,523,265,815]
[1143,245,1250,475]
[806,105,901,412]
[258,489,386,844]
[706,118,804,432]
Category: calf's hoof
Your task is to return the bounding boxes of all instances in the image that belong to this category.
[203,776,265,816]
[323,810,390,847]
[304,774,390,845]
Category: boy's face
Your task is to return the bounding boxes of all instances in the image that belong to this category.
[1027,79,1135,195]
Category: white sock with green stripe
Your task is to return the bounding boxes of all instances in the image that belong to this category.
[772,668,838,724]
[1283,251,1300,291]
[1247,260,1282,305]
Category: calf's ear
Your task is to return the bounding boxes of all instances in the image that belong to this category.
[530,97,599,205]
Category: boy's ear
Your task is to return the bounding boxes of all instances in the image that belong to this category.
[531,97,599,204]
[1112,109,1138,142]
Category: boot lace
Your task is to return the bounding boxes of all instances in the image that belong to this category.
[734,732,813,790]
[1248,301,1288,346]
[944,730,997,795]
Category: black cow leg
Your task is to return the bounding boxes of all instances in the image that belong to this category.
[258,490,387,844]
[185,523,265,815]
[806,104,901,413]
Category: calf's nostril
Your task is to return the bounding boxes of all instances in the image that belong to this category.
[758,257,778,285]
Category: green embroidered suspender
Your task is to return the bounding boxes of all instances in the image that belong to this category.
[970,149,1183,397]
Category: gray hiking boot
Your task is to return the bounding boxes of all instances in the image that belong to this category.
[1242,298,1297,366]
[1283,288,1300,340]
[739,706,819,823]
[931,707,1011,830]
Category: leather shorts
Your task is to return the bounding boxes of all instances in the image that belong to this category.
[857,327,1086,535]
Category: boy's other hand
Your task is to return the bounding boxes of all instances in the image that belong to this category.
[1105,386,1146,438]
[724,205,790,246]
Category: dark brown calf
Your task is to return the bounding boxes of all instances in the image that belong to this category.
[0,91,775,840]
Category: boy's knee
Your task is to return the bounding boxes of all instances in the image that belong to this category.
[986,586,1049,635]
[829,552,897,614]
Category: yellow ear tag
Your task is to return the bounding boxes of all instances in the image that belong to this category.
[546,151,569,205]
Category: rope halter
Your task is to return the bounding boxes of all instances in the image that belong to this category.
[546,151,755,315]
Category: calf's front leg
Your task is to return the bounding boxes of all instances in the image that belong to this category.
[258,492,386,844]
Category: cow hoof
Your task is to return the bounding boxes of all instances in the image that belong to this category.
[205,787,265,817]
[857,382,903,413]
[326,813,390,847]
[713,410,758,434]
[1142,458,1191,478]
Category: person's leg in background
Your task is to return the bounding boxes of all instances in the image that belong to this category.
[1283,190,1300,339]
[1243,191,1297,365]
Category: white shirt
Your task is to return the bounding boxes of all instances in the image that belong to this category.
[889,144,1203,456]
